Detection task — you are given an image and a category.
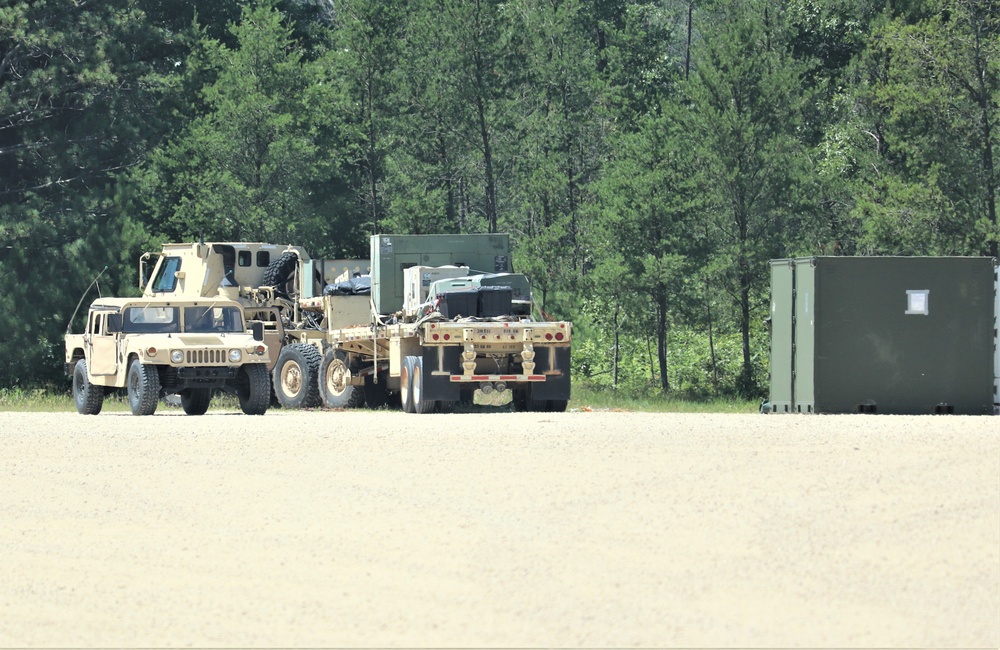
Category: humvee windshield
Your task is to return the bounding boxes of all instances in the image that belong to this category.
[183,306,244,333]
[122,306,180,333]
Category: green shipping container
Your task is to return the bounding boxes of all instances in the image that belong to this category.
[768,256,997,415]
[370,234,512,316]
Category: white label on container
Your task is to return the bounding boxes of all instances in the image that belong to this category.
[906,289,929,315]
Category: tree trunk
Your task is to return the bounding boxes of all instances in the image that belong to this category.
[656,286,669,393]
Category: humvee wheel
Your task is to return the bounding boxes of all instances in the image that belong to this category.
[73,359,104,415]
[273,343,322,409]
[181,388,212,415]
[321,349,365,409]
[238,364,270,415]
[127,359,161,416]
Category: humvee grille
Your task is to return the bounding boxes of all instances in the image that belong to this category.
[186,349,227,364]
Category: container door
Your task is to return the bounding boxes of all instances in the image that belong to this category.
[768,261,794,412]
[792,260,815,412]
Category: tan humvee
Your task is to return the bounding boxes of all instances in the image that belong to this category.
[65,297,271,416]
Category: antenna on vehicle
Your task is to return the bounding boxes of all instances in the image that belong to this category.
[66,266,108,333]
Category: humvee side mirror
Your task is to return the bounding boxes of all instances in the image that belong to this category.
[251,322,264,342]
[107,313,122,333]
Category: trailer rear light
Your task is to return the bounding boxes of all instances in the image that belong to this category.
[443,334,451,340]
[545,333,553,341]
[555,332,564,341]
[432,333,440,340]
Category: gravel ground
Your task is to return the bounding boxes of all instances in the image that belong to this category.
[0,409,997,648]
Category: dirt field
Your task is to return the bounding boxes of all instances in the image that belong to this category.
[0,409,997,648]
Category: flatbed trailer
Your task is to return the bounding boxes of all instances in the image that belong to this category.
[300,294,572,413]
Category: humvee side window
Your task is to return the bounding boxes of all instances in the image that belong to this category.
[238,250,252,267]
[256,251,270,267]
[122,306,179,333]
[183,306,244,333]
[151,256,182,293]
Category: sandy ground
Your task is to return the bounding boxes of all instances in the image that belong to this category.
[0,409,997,648]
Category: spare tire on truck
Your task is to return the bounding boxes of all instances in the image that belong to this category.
[262,251,298,298]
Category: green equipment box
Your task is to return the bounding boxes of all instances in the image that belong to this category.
[370,234,512,316]
[768,256,997,415]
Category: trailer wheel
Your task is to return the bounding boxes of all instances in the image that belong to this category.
[73,359,104,415]
[400,356,417,413]
[181,388,212,415]
[127,359,161,416]
[238,364,271,415]
[410,356,435,414]
[273,343,322,409]
[321,349,366,409]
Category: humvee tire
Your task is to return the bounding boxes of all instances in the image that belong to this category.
[73,359,104,415]
[127,359,161,416]
[238,364,270,415]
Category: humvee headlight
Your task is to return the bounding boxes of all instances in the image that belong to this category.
[170,350,184,363]
[229,349,242,363]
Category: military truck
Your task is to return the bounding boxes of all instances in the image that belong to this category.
[65,298,272,416]
[138,234,572,413]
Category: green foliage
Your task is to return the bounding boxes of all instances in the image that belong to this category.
[135,3,360,246]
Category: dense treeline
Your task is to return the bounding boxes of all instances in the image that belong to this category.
[2,0,997,398]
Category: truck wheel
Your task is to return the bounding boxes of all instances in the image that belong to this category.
[238,364,271,415]
[410,356,435,414]
[363,371,389,409]
[400,356,417,413]
[127,359,161,416]
[273,343,322,409]
[321,349,366,409]
[73,359,104,415]
[181,388,212,415]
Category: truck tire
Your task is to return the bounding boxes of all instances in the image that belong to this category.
[181,388,212,415]
[363,372,389,409]
[238,364,271,415]
[127,359,161,416]
[410,356,435,414]
[400,355,417,413]
[262,251,298,298]
[321,349,366,409]
[73,359,104,415]
[273,343,322,409]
